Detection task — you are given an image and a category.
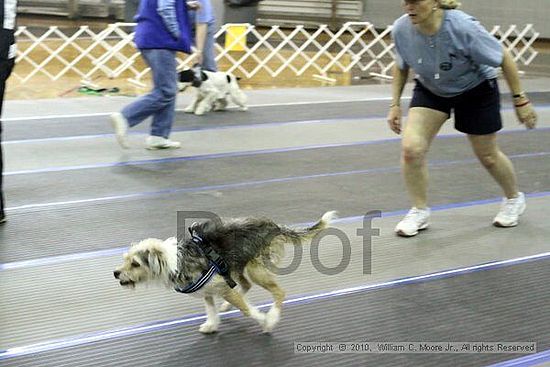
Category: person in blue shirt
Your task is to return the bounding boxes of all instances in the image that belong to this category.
[110,0,192,150]
[387,0,538,236]
[187,0,218,72]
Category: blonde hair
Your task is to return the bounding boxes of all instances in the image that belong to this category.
[439,0,461,9]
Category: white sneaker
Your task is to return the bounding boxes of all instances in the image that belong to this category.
[493,192,526,227]
[395,207,431,237]
[110,112,129,149]
[145,135,181,150]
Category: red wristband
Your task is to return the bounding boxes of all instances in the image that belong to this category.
[514,101,530,108]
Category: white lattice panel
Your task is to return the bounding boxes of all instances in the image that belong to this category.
[11,22,539,85]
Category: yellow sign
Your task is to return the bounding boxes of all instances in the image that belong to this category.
[225,25,247,51]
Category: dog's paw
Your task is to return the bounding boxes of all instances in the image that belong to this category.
[239,106,248,112]
[262,307,281,333]
[213,99,228,111]
[199,321,219,334]
[183,105,195,113]
[251,312,270,333]
[219,301,233,312]
[194,109,206,116]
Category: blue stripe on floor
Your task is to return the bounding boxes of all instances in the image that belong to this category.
[484,349,550,367]
[1,251,548,360]
[5,126,550,175]
[2,191,549,271]
[7,151,549,211]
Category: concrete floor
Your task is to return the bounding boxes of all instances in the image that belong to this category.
[1,78,549,366]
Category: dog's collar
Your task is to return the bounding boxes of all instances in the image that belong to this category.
[174,264,218,294]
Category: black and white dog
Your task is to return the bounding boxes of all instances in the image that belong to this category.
[179,69,248,115]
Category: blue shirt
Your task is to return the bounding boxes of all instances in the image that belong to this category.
[157,0,180,39]
[392,10,503,97]
[134,0,192,53]
[188,0,216,25]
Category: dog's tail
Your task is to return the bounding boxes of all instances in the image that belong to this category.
[260,211,337,268]
[281,211,338,245]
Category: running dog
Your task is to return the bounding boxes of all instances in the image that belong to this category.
[113,211,336,334]
[179,69,248,115]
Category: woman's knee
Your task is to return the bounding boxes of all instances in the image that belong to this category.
[476,151,499,169]
[402,140,428,164]
[468,134,499,169]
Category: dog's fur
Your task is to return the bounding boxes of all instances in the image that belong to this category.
[114,211,336,334]
[179,69,247,115]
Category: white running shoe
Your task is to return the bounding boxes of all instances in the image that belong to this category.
[145,135,181,150]
[493,192,526,227]
[395,207,431,237]
[110,112,129,149]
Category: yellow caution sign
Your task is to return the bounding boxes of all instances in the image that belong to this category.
[225,25,247,51]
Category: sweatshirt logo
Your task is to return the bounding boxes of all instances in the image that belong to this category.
[439,62,453,71]
[440,52,456,71]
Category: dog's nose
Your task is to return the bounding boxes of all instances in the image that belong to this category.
[113,270,121,279]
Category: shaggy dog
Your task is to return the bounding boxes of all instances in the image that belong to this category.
[113,211,336,334]
[179,69,248,115]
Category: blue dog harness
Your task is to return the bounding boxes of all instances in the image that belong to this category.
[174,263,218,294]
[174,229,237,294]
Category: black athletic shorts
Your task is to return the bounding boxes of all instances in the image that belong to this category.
[409,78,502,135]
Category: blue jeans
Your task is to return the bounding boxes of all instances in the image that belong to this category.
[121,49,178,139]
[201,22,218,72]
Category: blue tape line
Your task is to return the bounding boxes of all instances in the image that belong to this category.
[1,251,548,360]
[7,151,549,211]
[484,349,550,367]
[2,191,550,271]
[5,127,550,176]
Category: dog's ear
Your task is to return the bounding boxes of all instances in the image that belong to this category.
[137,250,150,267]
[139,249,164,275]
[179,69,194,83]
[194,219,220,236]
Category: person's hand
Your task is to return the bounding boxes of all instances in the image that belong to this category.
[187,1,201,10]
[514,95,537,129]
[387,105,402,134]
[194,49,203,65]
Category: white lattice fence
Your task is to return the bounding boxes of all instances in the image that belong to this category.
[490,24,539,65]
[12,22,539,86]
